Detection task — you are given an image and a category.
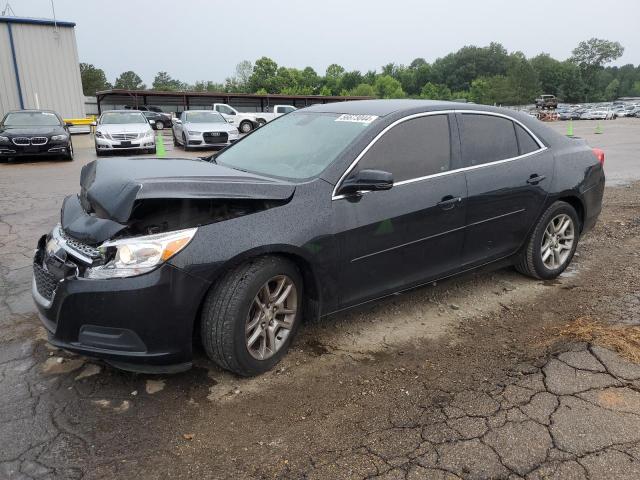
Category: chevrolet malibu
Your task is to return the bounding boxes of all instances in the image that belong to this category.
[33,100,605,376]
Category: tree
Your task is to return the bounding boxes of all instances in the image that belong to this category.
[530,54,564,95]
[505,52,540,105]
[324,63,346,94]
[374,75,405,98]
[571,38,624,100]
[248,57,279,93]
[114,70,146,90]
[348,83,376,97]
[79,63,111,95]
[420,82,451,100]
[604,78,620,101]
[152,71,186,91]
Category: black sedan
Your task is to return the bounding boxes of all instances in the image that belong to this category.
[32,100,605,376]
[0,110,73,161]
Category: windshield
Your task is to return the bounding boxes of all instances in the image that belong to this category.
[185,111,226,123]
[100,112,147,125]
[216,112,374,179]
[3,112,61,127]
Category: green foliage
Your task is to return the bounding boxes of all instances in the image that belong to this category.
[79,63,111,95]
[83,38,638,104]
[114,71,146,90]
[420,82,451,100]
[152,71,187,91]
[374,75,405,99]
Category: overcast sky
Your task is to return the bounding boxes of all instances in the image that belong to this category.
[11,0,640,85]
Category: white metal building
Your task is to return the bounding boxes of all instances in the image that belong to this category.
[0,16,85,119]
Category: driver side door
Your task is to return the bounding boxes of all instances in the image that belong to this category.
[332,113,468,309]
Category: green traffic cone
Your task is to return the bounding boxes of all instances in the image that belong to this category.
[156,133,166,157]
[566,119,574,137]
[595,122,603,135]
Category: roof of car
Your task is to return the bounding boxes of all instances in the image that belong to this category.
[303,99,495,116]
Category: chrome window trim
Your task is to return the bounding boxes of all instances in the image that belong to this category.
[332,109,547,200]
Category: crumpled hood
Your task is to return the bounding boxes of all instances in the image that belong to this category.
[79,157,295,223]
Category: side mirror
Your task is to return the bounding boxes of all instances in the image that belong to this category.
[338,169,393,196]
[174,119,182,125]
[227,119,234,123]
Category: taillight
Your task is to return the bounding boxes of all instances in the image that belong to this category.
[592,148,605,166]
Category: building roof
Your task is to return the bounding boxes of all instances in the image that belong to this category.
[0,16,76,28]
[95,89,372,101]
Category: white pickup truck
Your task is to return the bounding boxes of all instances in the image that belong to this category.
[213,103,296,133]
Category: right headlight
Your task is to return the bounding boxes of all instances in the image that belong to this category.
[85,228,197,279]
[187,130,202,136]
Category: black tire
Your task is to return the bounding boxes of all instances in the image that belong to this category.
[147,147,156,155]
[239,120,253,134]
[201,256,303,377]
[183,134,191,151]
[173,133,179,147]
[155,121,164,130]
[95,148,106,157]
[515,201,580,280]
[63,142,74,161]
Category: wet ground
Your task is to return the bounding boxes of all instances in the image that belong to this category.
[1,121,640,479]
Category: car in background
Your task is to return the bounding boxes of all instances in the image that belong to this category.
[535,95,558,109]
[172,110,239,150]
[94,110,156,156]
[580,110,616,120]
[33,100,605,376]
[0,110,73,161]
[614,105,637,118]
[213,103,296,133]
[141,111,172,130]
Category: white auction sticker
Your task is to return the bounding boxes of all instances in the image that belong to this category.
[335,114,378,124]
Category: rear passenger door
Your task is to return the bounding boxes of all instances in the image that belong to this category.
[333,113,468,308]
[457,112,554,267]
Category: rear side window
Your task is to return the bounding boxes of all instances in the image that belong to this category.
[460,114,518,166]
[515,124,540,155]
[356,114,451,182]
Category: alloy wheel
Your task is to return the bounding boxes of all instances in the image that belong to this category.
[541,214,575,270]
[245,275,298,360]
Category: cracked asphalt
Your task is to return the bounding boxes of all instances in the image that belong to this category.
[1,122,640,479]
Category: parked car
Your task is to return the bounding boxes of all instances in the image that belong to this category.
[172,110,240,150]
[141,111,172,130]
[535,95,558,109]
[32,100,605,376]
[0,110,73,161]
[580,110,616,120]
[213,103,296,133]
[125,105,164,113]
[93,110,156,156]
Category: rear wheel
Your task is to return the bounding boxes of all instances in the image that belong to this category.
[516,201,580,280]
[201,256,303,376]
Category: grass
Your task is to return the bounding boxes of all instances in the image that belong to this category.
[560,316,640,363]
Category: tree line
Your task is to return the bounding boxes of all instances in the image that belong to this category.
[80,38,639,105]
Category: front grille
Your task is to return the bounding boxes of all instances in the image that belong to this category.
[111,133,139,141]
[11,136,49,146]
[203,131,228,144]
[33,261,58,301]
[57,227,101,259]
[31,137,48,145]
[12,137,30,145]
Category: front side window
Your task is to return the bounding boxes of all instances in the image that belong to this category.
[3,111,61,127]
[217,105,234,115]
[100,112,147,125]
[460,114,519,166]
[216,112,372,179]
[355,114,451,182]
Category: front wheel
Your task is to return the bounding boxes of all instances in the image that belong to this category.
[516,201,580,280]
[155,121,164,130]
[63,142,74,161]
[201,256,303,376]
[239,121,253,134]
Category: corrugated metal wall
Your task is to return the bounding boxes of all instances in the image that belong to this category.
[0,25,21,116]
[0,22,85,118]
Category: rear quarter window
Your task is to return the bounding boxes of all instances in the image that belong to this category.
[460,114,519,166]
[515,124,541,155]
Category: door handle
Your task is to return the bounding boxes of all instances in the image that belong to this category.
[437,195,462,210]
[527,174,546,185]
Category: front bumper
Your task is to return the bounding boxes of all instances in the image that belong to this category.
[32,233,211,373]
[95,135,155,151]
[186,132,239,148]
[0,141,70,157]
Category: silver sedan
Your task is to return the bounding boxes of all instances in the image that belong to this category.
[172,111,240,151]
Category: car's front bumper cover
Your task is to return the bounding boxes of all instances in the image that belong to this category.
[32,234,211,373]
[0,141,71,156]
